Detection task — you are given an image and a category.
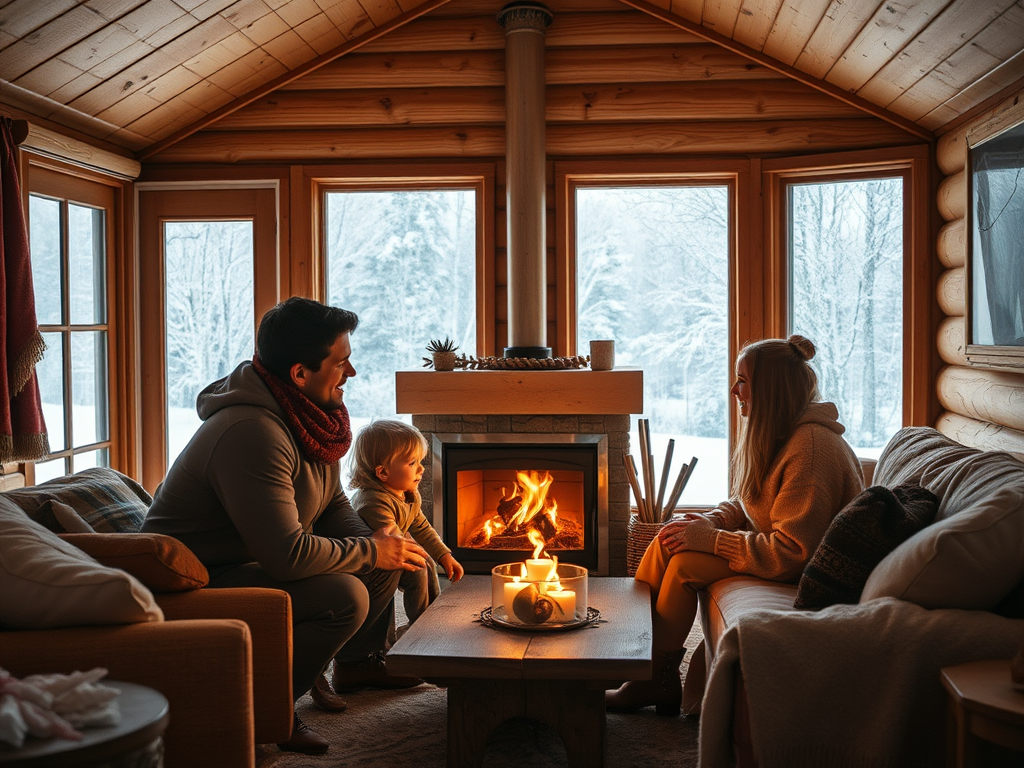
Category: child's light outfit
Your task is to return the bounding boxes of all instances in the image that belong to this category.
[351,483,449,623]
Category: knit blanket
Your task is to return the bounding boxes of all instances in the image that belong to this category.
[699,597,1024,768]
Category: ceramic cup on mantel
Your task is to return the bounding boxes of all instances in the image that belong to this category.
[590,340,615,371]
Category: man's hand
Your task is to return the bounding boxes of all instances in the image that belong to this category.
[371,527,428,572]
[439,553,464,582]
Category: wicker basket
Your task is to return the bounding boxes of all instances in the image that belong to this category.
[626,513,668,577]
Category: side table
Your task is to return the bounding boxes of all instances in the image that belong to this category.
[0,681,169,768]
[940,659,1024,768]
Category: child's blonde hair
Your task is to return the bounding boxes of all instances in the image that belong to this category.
[349,419,427,490]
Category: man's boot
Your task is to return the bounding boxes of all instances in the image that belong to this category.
[277,714,329,755]
[605,648,686,716]
[332,651,424,693]
[309,670,348,712]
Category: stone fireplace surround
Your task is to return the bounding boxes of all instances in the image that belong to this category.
[396,369,643,576]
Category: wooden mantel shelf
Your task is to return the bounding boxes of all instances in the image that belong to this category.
[395,369,643,415]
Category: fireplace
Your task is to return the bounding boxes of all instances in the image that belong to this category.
[430,432,608,574]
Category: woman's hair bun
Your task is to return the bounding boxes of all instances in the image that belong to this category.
[787,334,816,361]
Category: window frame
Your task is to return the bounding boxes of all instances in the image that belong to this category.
[762,146,934,428]
[964,98,1024,371]
[555,159,755,505]
[23,156,127,485]
[556,157,757,409]
[136,184,279,492]
[298,162,496,356]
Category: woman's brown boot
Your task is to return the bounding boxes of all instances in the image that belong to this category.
[605,648,685,716]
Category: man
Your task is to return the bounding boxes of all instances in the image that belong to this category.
[143,297,427,755]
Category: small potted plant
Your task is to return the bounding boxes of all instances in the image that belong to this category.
[425,337,459,371]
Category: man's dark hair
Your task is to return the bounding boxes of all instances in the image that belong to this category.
[256,297,358,379]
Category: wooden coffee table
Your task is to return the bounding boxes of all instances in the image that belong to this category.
[387,575,652,768]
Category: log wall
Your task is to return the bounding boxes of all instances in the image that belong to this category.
[143,0,926,358]
[934,89,1024,459]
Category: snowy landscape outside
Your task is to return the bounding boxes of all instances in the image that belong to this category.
[31,181,903,498]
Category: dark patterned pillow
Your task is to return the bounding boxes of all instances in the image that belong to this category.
[794,484,939,611]
[3,468,151,533]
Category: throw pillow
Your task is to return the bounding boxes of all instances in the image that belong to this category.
[861,483,1024,609]
[794,484,939,611]
[46,500,95,533]
[3,467,151,533]
[59,533,209,593]
[0,506,163,630]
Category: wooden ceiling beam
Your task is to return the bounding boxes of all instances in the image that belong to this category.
[137,0,453,160]
[615,0,934,142]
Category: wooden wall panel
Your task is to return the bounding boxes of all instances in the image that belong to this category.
[936,411,1024,460]
[938,316,967,366]
[936,267,963,318]
[937,168,965,221]
[937,366,1024,432]
[933,85,1024,455]
[279,51,506,89]
[937,219,964,268]
[144,5,932,372]
[155,117,918,163]
[220,78,861,131]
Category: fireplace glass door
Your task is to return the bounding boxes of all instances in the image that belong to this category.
[433,435,607,573]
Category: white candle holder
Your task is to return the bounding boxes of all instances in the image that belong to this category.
[491,562,589,626]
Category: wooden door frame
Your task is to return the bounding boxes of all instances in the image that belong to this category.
[136,184,279,492]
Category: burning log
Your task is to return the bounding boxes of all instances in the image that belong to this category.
[463,469,584,551]
[496,495,521,526]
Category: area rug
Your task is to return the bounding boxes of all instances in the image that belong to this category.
[256,622,703,768]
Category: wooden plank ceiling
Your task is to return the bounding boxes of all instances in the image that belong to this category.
[1,0,1023,157]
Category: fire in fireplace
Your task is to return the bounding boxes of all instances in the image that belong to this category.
[430,433,608,574]
[459,467,585,551]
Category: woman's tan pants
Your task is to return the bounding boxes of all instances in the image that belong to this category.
[634,537,741,652]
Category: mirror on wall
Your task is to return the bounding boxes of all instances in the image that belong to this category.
[967,108,1024,369]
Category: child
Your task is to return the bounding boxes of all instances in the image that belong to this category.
[349,419,464,624]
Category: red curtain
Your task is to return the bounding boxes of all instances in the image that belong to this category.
[0,117,49,463]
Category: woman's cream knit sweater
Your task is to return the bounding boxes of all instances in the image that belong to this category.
[687,401,865,582]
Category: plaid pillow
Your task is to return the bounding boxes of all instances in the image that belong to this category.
[3,468,151,533]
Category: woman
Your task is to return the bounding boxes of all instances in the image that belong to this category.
[606,335,864,716]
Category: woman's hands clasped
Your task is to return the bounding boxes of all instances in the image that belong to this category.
[657,513,715,554]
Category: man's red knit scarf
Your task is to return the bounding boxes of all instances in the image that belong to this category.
[251,354,352,465]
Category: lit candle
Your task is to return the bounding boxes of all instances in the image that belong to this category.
[525,530,558,583]
[504,578,528,611]
[546,589,576,622]
[525,558,555,582]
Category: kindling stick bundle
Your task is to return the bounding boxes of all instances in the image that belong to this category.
[626,419,698,523]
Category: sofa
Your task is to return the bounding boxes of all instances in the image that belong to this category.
[0,468,294,768]
[685,426,1024,768]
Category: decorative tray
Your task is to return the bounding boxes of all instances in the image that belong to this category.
[478,606,602,632]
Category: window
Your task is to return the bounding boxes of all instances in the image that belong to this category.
[573,182,733,505]
[788,176,904,457]
[138,187,277,490]
[324,184,482,430]
[28,180,113,482]
[163,221,255,465]
[967,106,1024,368]
[765,147,931,457]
